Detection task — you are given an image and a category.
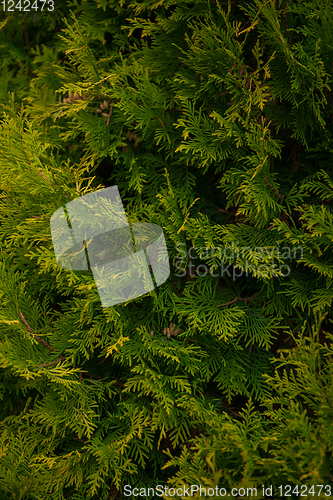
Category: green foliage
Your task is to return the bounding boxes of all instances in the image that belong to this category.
[0,0,333,498]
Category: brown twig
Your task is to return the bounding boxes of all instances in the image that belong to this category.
[204,436,209,471]
[218,208,236,215]
[22,15,31,76]
[264,176,285,200]
[278,0,293,50]
[108,486,120,499]
[106,102,113,126]
[37,169,55,187]
[22,16,30,49]
[38,358,63,368]
[82,372,104,380]
[322,390,327,403]
[239,19,250,33]
[29,165,68,199]
[217,292,258,307]
[97,356,109,365]
[18,312,65,360]
[73,433,86,445]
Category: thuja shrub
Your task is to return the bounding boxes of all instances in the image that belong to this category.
[0,0,333,498]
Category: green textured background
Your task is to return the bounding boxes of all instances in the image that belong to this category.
[0,1,332,498]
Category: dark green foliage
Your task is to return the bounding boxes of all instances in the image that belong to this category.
[0,0,332,498]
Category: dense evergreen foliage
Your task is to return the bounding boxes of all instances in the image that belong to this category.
[0,0,332,498]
